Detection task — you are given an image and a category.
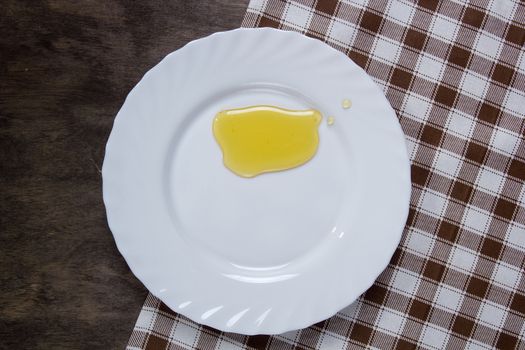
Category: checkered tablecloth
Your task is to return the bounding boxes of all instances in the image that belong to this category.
[128,1,525,349]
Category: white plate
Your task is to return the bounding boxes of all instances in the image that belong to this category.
[103,28,411,335]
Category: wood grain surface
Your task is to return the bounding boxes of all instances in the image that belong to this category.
[0,1,249,349]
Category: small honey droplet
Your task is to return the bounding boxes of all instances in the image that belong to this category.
[327,116,335,126]
[342,99,352,109]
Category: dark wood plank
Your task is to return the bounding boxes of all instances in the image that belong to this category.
[0,1,249,349]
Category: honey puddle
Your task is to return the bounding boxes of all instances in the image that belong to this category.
[213,105,322,178]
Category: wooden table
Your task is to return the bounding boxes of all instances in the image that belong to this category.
[0,1,249,348]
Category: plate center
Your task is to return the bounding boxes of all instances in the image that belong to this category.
[166,84,352,268]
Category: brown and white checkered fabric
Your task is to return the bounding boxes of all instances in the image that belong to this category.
[128,1,525,349]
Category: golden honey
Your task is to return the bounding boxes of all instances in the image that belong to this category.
[213,105,322,177]
[342,99,352,109]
